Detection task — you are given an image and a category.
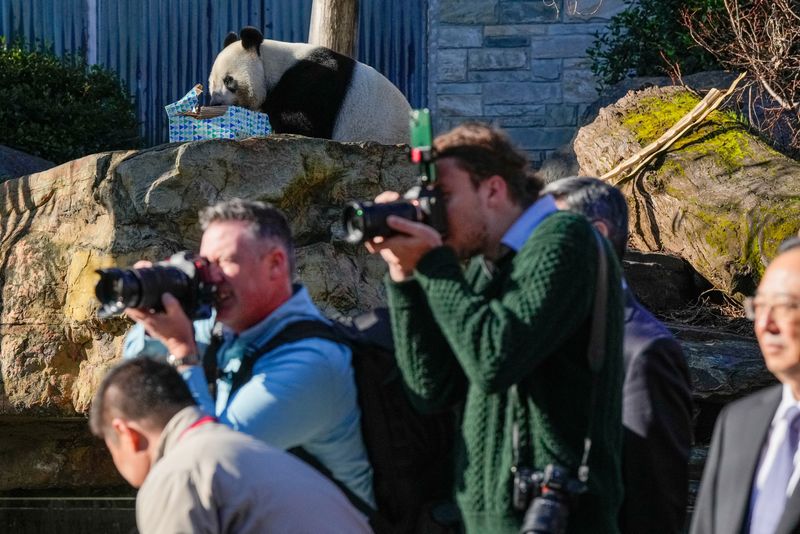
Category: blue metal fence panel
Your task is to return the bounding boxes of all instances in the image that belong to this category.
[358,0,427,110]
[0,0,427,147]
[0,0,86,56]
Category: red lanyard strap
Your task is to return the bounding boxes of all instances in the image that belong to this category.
[178,415,217,442]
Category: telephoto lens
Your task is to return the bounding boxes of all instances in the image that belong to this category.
[94,251,216,319]
[94,266,194,318]
[343,200,420,244]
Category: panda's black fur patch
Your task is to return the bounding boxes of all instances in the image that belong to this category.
[261,47,356,139]
[240,27,262,56]
[223,32,238,49]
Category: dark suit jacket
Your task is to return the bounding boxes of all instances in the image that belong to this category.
[691,384,800,534]
[620,289,693,534]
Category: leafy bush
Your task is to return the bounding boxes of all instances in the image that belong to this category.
[0,38,139,164]
[588,0,724,89]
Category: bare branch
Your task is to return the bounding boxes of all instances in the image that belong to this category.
[684,0,800,155]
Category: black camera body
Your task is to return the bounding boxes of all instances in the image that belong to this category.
[342,109,447,244]
[94,251,216,320]
[512,464,587,534]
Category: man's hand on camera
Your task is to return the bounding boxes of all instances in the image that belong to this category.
[125,293,199,361]
[366,191,443,282]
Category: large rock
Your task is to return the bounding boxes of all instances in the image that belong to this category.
[623,250,709,313]
[0,136,415,418]
[0,145,55,181]
[0,136,415,491]
[676,324,774,404]
[574,85,800,298]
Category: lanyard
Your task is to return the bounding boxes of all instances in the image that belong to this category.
[177,415,216,442]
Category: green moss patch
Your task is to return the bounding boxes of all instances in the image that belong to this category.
[622,91,755,174]
[276,157,348,213]
[693,201,800,281]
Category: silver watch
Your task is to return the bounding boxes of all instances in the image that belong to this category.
[167,353,201,367]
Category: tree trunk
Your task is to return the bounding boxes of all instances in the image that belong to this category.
[308,0,359,58]
[574,85,800,298]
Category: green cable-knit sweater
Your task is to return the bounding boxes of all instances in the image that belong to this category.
[386,211,625,534]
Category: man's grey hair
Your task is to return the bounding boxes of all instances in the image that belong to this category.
[778,236,800,255]
[199,198,296,273]
[542,176,629,259]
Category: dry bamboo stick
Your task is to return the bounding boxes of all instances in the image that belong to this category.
[602,72,747,185]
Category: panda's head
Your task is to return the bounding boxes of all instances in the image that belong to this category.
[208,27,267,110]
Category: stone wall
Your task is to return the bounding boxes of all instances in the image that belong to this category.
[427,0,626,165]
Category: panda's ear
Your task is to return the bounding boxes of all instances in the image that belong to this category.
[223,32,239,49]
[239,27,263,56]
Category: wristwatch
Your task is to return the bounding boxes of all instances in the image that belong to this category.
[167,353,201,367]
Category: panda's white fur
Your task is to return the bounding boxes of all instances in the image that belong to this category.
[208,28,411,144]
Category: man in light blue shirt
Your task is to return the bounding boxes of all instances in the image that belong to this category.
[123,198,374,507]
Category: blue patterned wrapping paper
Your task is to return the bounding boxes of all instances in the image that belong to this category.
[165,86,272,142]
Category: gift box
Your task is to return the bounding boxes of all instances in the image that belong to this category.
[165,84,272,142]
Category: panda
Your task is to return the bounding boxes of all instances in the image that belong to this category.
[208,26,412,144]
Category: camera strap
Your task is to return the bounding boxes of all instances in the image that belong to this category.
[512,229,608,484]
[202,322,226,399]
[578,229,609,483]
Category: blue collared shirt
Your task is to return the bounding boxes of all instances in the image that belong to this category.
[500,194,559,252]
[123,286,375,506]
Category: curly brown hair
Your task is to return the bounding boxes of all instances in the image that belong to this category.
[433,122,543,207]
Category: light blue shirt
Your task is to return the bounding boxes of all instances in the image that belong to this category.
[500,194,559,252]
[123,286,374,507]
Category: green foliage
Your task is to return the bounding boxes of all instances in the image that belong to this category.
[0,38,139,164]
[587,0,723,90]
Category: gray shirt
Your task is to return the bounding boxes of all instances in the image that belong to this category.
[136,406,372,534]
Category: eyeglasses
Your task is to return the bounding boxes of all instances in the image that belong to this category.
[744,297,800,321]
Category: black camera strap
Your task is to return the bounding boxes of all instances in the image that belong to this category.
[578,229,609,483]
[512,229,608,484]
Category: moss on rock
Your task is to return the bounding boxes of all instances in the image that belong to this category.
[277,157,348,213]
[622,91,756,174]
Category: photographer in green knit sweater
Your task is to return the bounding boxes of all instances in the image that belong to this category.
[366,123,625,534]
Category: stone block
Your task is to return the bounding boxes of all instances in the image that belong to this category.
[499,2,560,23]
[440,0,498,24]
[563,66,599,103]
[436,50,468,82]
[547,22,609,35]
[438,94,484,116]
[436,83,483,95]
[469,70,533,82]
[564,57,593,69]
[505,127,575,150]
[531,34,596,58]
[437,117,481,133]
[531,59,562,81]
[546,104,578,126]
[485,104,547,116]
[495,116,548,128]
[484,82,562,105]
[438,26,483,48]
[484,35,531,48]
[469,49,528,70]
[484,24,548,37]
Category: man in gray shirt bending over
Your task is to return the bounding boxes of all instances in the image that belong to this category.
[89,357,371,534]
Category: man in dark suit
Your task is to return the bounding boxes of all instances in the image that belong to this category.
[691,239,800,534]
[544,176,693,533]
